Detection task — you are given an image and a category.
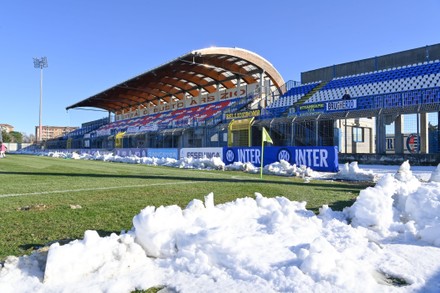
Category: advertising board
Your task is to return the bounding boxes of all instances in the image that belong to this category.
[180,148,223,160]
[223,146,339,172]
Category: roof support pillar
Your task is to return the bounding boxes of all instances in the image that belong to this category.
[375,114,386,155]
[394,115,404,154]
[420,112,429,154]
[259,70,265,94]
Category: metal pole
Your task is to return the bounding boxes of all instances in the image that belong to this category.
[417,113,420,153]
[345,119,348,153]
[34,57,48,143]
[39,66,43,143]
[438,111,440,153]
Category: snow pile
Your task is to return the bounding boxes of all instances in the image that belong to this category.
[429,164,440,182]
[1,162,440,292]
[262,159,317,177]
[43,231,160,292]
[345,174,397,231]
[18,150,439,184]
[224,161,257,172]
[46,151,69,159]
[345,161,440,246]
[43,151,225,170]
[172,156,225,170]
[45,151,315,178]
[335,161,378,181]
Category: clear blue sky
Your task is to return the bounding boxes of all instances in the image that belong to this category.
[1,0,439,136]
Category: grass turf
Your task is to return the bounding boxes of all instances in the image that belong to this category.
[0,154,371,260]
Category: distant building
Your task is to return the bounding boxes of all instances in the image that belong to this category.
[0,124,14,133]
[36,126,78,141]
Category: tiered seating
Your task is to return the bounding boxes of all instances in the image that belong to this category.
[65,128,92,138]
[356,87,440,110]
[65,119,109,138]
[260,107,288,119]
[305,60,440,104]
[165,99,239,127]
[267,82,320,108]
[262,82,320,118]
[94,98,240,135]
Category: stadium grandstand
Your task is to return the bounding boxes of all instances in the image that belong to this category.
[43,44,440,164]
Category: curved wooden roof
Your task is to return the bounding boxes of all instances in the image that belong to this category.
[66,47,285,113]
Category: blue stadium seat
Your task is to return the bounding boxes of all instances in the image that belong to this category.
[302,59,440,105]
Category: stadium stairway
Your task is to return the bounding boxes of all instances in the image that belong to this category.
[294,81,328,106]
[261,82,321,119]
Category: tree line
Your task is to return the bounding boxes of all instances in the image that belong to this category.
[1,130,35,143]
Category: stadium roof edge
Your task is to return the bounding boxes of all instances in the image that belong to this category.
[66,47,285,113]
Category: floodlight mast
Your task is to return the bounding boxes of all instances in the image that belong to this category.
[33,57,48,143]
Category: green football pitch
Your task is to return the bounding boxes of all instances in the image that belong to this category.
[0,154,370,260]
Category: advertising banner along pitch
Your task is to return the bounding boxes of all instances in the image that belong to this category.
[223,146,339,172]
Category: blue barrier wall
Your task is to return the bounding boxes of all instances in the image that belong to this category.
[43,147,338,172]
[115,148,179,159]
[115,148,147,157]
[147,148,179,159]
[223,146,339,172]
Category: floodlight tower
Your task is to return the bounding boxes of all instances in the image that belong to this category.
[33,57,48,143]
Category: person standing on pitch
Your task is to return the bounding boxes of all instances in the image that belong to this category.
[0,142,7,158]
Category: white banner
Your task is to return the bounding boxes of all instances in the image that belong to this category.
[326,99,357,112]
[96,129,111,137]
[180,147,223,160]
[139,124,159,132]
[126,126,140,133]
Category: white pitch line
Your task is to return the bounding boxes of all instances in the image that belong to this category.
[0,181,198,198]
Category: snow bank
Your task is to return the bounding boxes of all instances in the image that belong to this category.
[335,161,378,181]
[1,162,440,292]
[345,161,440,247]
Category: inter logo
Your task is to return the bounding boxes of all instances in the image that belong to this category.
[225,149,235,163]
[277,149,291,162]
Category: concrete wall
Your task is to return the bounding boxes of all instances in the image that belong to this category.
[337,118,374,154]
[302,43,440,83]
[3,143,32,152]
[353,127,373,153]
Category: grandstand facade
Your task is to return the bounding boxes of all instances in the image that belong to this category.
[46,44,440,162]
